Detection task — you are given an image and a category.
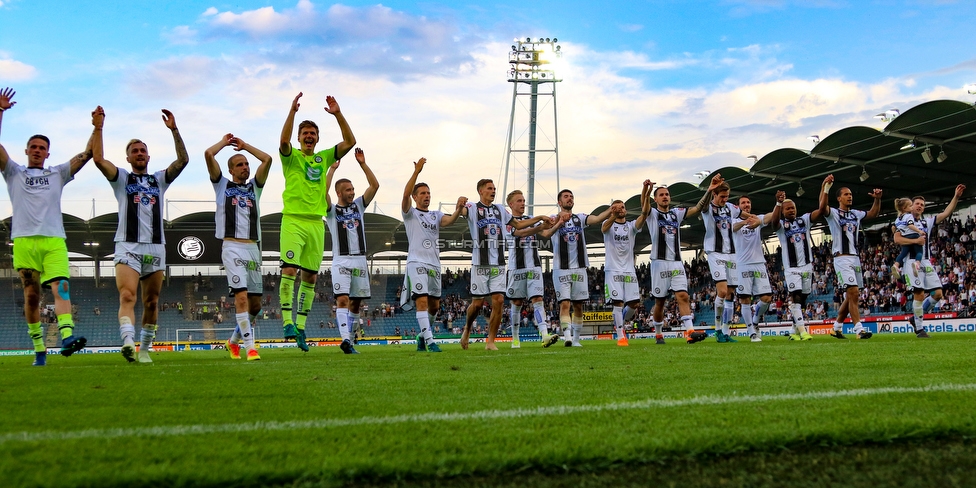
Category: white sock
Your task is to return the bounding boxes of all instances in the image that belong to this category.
[789,303,806,334]
[922,296,935,313]
[756,300,770,323]
[853,322,864,334]
[337,308,350,341]
[913,299,925,331]
[680,314,694,331]
[571,319,581,343]
[347,313,357,340]
[741,304,753,332]
[715,300,724,327]
[622,304,637,323]
[140,324,156,349]
[833,320,843,332]
[533,301,549,336]
[416,311,431,344]
[119,317,135,344]
[229,325,242,344]
[237,311,253,350]
[562,317,572,342]
[652,321,664,335]
[612,305,624,339]
[724,300,735,323]
[510,306,521,342]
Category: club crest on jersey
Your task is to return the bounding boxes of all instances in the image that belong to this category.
[134,193,157,206]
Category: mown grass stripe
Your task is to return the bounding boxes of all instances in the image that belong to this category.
[3,383,974,445]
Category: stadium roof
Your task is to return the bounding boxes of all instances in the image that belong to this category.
[3,99,974,264]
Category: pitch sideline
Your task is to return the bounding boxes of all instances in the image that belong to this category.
[2,383,975,445]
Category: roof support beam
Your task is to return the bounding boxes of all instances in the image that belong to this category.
[883,130,976,153]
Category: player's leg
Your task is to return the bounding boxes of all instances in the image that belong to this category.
[485,292,504,350]
[415,294,430,352]
[278,215,306,340]
[424,295,442,352]
[226,289,247,360]
[739,294,756,340]
[18,267,47,365]
[294,269,318,352]
[37,237,86,357]
[244,293,263,360]
[341,298,362,354]
[676,291,705,344]
[335,292,352,345]
[509,298,523,349]
[115,262,141,362]
[652,297,667,344]
[137,270,164,363]
[462,297,484,350]
[610,299,625,344]
[911,289,929,338]
[559,299,572,346]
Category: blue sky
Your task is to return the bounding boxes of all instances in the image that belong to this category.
[2,0,975,219]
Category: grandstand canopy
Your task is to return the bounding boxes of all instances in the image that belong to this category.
[3,99,975,265]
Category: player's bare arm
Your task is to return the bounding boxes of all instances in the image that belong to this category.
[539,212,570,239]
[734,215,761,231]
[280,92,301,156]
[634,179,653,230]
[686,174,720,220]
[204,133,234,183]
[510,214,551,231]
[600,201,625,233]
[819,174,834,217]
[0,87,17,171]
[326,96,356,160]
[68,131,95,177]
[234,137,273,186]
[441,196,468,226]
[91,106,119,181]
[402,157,425,213]
[809,176,831,221]
[762,190,786,225]
[865,188,883,219]
[585,204,614,226]
[356,148,380,206]
[163,110,189,183]
[936,184,966,224]
[324,159,341,209]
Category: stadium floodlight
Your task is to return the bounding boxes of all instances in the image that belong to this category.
[859,168,870,182]
[921,146,934,163]
[900,140,916,151]
[967,83,976,95]
[937,147,948,163]
[808,135,820,145]
[874,109,900,122]
[795,184,805,197]
[747,155,758,163]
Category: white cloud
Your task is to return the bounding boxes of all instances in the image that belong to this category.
[0,54,37,81]
[163,25,198,45]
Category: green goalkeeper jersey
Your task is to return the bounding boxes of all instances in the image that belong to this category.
[280,145,336,218]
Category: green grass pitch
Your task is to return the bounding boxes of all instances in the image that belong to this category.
[2,334,976,487]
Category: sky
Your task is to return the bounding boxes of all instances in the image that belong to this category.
[2,0,976,222]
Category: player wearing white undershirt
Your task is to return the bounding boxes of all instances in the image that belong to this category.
[601,182,651,346]
[700,180,741,342]
[821,174,882,340]
[730,192,783,342]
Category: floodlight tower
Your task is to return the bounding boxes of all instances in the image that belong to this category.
[502,37,563,216]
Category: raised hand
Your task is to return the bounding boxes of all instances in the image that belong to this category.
[956,184,966,197]
[331,159,341,172]
[92,106,105,129]
[643,179,654,188]
[291,92,302,113]
[230,136,247,151]
[415,157,426,173]
[161,109,177,130]
[0,87,16,111]
[868,188,883,198]
[456,196,468,209]
[824,174,834,185]
[775,190,786,203]
[324,95,341,115]
[355,147,366,164]
[708,173,724,192]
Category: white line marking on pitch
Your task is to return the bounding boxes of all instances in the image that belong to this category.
[2,383,974,445]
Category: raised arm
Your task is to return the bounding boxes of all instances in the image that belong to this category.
[819,174,834,218]
[234,137,273,186]
[280,92,301,157]
[809,176,831,221]
[634,179,653,231]
[204,134,233,183]
[162,110,190,183]
[601,201,625,234]
[935,184,966,224]
[585,205,614,226]
[324,159,341,210]
[402,157,426,214]
[68,131,95,177]
[440,196,468,226]
[762,190,786,226]
[510,214,551,231]
[325,96,356,160]
[865,187,883,219]
[91,106,118,181]
[686,174,722,219]
[734,215,761,231]
[0,87,17,172]
[539,212,570,239]
[355,148,379,206]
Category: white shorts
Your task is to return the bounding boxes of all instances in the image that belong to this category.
[784,264,813,295]
[735,263,772,297]
[405,262,441,299]
[604,270,639,304]
[471,265,506,296]
[506,267,545,300]
[332,256,371,299]
[833,255,863,289]
[650,260,687,298]
[904,258,942,292]
[222,241,262,295]
[707,252,736,284]
[114,242,166,278]
[553,267,589,302]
